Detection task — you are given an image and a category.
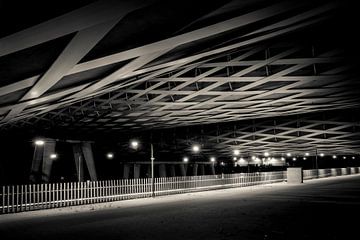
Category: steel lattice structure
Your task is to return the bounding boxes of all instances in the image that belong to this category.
[0,0,359,156]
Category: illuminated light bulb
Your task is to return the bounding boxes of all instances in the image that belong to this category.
[192,145,200,153]
[131,140,139,149]
[233,149,240,156]
[35,140,45,146]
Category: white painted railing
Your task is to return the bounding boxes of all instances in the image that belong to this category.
[1,167,359,215]
[0,171,285,214]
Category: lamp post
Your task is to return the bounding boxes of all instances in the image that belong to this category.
[315,148,319,178]
[78,155,81,183]
[131,140,155,197]
[151,143,155,198]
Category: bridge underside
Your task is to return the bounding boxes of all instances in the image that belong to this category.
[0,0,359,183]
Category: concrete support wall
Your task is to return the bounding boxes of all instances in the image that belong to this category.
[123,164,130,179]
[192,164,198,176]
[41,140,56,183]
[133,164,140,179]
[29,145,44,183]
[210,164,216,175]
[159,164,166,178]
[72,144,85,182]
[169,165,176,177]
[199,164,205,176]
[30,138,56,183]
[179,164,187,176]
[287,167,303,184]
[72,142,97,182]
[81,142,97,181]
[146,165,151,178]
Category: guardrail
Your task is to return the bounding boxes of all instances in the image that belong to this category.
[0,171,285,214]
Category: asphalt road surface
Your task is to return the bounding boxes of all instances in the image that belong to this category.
[1,175,360,240]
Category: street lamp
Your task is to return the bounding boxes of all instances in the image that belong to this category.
[131,140,139,149]
[192,145,200,153]
[150,143,155,198]
[131,140,155,197]
[35,139,45,146]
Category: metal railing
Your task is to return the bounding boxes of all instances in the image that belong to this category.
[0,171,285,214]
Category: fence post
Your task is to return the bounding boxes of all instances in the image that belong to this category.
[15,185,19,212]
[2,186,5,214]
[24,185,27,211]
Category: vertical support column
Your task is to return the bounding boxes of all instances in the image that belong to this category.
[179,164,187,176]
[72,144,84,182]
[199,164,205,176]
[41,139,56,183]
[169,165,176,177]
[123,164,130,179]
[30,143,44,183]
[209,164,216,175]
[81,142,97,181]
[133,164,141,179]
[192,163,198,176]
[0,159,4,184]
[146,164,151,178]
[159,164,166,178]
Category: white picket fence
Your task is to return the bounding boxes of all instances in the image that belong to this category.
[0,171,285,214]
[303,167,360,180]
[1,167,359,215]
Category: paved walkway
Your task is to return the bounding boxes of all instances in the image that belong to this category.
[1,175,360,240]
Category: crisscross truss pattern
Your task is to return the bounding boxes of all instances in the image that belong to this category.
[128,109,360,158]
[4,42,359,132]
[0,0,359,132]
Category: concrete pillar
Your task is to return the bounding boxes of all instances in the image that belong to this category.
[209,164,216,175]
[159,164,166,178]
[29,144,44,183]
[81,142,97,181]
[0,159,4,184]
[179,164,187,176]
[145,164,151,178]
[133,164,141,179]
[123,164,130,179]
[287,167,303,184]
[192,163,198,176]
[72,144,84,182]
[41,139,56,183]
[199,164,205,176]
[169,164,176,177]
